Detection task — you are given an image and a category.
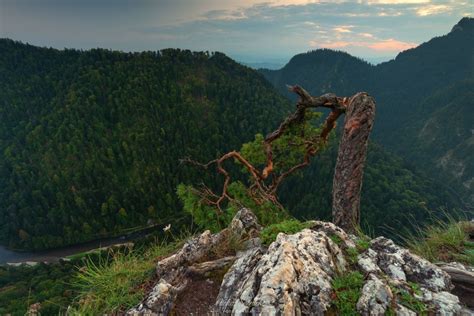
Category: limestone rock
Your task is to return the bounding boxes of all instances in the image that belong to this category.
[358,248,382,275]
[308,220,356,249]
[214,247,264,314]
[155,229,222,279]
[356,236,464,315]
[356,274,393,315]
[429,291,462,314]
[128,209,471,316]
[127,280,183,315]
[395,305,417,316]
[369,237,452,291]
[216,228,347,315]
[229,207,262,238]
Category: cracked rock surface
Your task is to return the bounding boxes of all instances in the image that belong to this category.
[215,227,348,315]
[356,237,465,315]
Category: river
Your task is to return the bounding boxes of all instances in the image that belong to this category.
[0,225,163,264]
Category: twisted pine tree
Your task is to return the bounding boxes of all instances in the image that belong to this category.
[183,85,375,233]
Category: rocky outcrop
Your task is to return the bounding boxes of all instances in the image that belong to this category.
[215,228,347,315]
[356,274,393,315]
[127,208,260,315]
[128,209,473,315]
[356,237,464,315]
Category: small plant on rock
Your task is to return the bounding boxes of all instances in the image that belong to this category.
[331,271,364,315]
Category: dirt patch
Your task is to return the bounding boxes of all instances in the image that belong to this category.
[171,272,223,315]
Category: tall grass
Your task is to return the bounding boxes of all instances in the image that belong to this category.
[69,236,187,314]
[403,213,474,265]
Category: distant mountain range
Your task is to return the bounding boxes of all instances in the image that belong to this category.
[241,61,285,70]
[261,17,474,206]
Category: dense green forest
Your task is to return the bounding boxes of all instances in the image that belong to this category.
[261,17,474,206]
[0,35,463,250]
[0,39,290,249]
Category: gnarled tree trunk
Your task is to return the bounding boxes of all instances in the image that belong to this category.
[332,92,376,233]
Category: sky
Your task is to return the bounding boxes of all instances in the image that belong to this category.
[0,0,472,65]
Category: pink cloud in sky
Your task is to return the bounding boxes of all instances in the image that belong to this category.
[368,38,417,51]
[310,38,418,52]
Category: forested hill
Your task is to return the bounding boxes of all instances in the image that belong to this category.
[0,39,461,250]
[260,17,474,204]
[0,40,291,249]
[260,49,371,99]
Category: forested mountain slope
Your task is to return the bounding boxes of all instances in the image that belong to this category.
[0,40,290,249]
[0,39,461,250]
[394,80,474,194]
[261,49,372,100]
[261,17,474,204]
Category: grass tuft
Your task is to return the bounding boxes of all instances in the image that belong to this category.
[70,240,182,314]
[390,283,427,314]
[403,215,474,265]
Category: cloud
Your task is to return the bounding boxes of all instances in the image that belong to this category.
[367,38,417,51]
[416,4,452,16]
[203,9,247,21]
[310,38,417,52]
[333,26,353,33]
[377,11,403,16]
[267,0,321,5]
[360,32,375,38]
[367,0,429,4]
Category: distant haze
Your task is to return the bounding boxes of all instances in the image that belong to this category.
[0,0,472,65]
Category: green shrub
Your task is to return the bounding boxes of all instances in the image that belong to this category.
[346,247,360,265]
[260,219,310,245]
[177,183,236,232]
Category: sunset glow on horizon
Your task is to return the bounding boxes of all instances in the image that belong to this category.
[0,0,471,64]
